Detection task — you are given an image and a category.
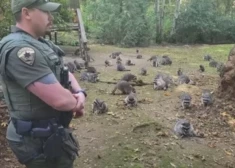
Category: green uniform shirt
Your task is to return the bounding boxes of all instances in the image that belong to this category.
[6,43,52,89]
[0,27,64,141]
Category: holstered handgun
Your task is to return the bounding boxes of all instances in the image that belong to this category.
[59,66,73,128]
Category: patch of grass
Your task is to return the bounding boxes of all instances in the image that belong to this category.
[68,44,234,168]
[97,146,145,168]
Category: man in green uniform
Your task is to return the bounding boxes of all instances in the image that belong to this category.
[0,0,87,167]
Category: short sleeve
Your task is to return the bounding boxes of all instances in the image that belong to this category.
[6,46,53,88]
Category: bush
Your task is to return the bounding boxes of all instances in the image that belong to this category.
[171,0,235,44]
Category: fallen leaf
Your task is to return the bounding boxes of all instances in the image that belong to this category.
[1,122,8,127]
[89,137,96,143]
[69,124,76,129]
[186,155,194,160]
[107,112,115,116]
[4,158,10,162]
[156,131,169,137]
[220,112,228,117]
[134,148,140,153]
[173,135,179,139]
[164,92,170,96]
[132,157,139,161]
[138,98,153,104]
[228,119,235,127]
[224,149,233,156]
[201,156,206,161]
[170,162,176,168]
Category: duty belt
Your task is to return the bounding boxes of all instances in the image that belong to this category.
[11,117,64,138]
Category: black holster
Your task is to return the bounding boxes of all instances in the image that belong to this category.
[11,118,79,160]
[43,122,65,159]
[43,125,79,160]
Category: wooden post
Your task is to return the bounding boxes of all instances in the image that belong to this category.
[43,31,52,40]
[54,31,58,45]
[76,7,90,65]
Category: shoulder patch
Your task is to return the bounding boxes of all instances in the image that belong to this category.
[17,47,35,66]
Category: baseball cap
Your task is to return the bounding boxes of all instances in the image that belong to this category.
[11,0,61,14]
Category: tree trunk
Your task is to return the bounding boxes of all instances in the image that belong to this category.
[224,0,232,15]
[217,45,235,100]
[171,0,181,36]
[159,0,166,42]
[155,0,160,43]
[119,0,123,13]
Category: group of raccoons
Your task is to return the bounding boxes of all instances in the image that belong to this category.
[203,54,225,75]
[64,50,220,138]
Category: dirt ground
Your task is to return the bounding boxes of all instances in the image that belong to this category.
[0,103,21,168]
[1,44,235,168]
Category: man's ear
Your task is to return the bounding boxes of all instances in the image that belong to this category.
[21,7,32,20]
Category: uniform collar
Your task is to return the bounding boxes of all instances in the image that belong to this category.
[11,25,40,40]
[10,25,27,33]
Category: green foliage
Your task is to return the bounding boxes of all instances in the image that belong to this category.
[0,0,73,39]
[172,0,235,44]
[82,0,235,45]
[1,0,235,45]
[0,0,13,38]
[83,0,154,47]
[50,0,74,27]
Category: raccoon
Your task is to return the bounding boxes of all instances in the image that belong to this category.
[66,62,77,73]
[199,65,205,72]
[180,92,192,109]
[117,62,130,71]
[136,54,142,59]
[124,92,137,107]
[125,60,135,66]
[216,62,224,73]
[105,60,112,67]
[140,67,147,76]
[74,60,85,70]
[153,75,167,90]
[120,73,137,82]
[86,66,97,73]
[178,74,190,84]
[110,52,122,59]
[116,56,122,62]
[203,55,212,61]
[201,90,213,106]
[161,55,172,65]
[80,72,99,83]
[92,99,108,114]
[174,119,196,138]
[152,58,159,67]
[177,68,183,76]
[148,55,157,61]
[209,60,218,67]
[112,80,135,95]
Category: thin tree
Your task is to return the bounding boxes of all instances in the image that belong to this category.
[171,0,181,36]
[159,0,165,41]
[155,0,160,43]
